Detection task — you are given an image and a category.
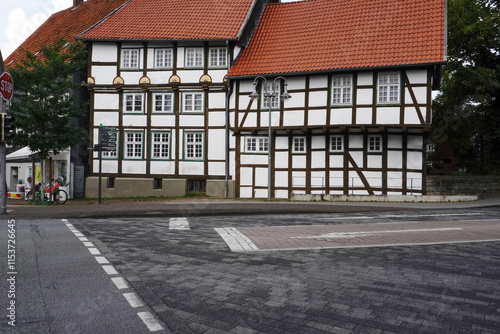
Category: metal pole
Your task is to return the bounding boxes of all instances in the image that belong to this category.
[0,99,6,214]
[268,87,272,202]
[98,125,102,204]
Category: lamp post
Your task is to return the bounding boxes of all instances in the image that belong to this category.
[249,76,291,201]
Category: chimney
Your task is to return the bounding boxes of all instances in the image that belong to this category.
[73,0,84,7]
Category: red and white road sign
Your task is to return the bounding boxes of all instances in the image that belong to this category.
[0,72,14,101]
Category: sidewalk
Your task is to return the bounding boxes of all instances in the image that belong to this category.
[5,196,500,220]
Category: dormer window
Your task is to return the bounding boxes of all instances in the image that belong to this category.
[121,49,139,69]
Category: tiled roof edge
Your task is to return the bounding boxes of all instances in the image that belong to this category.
[77,0,133,40]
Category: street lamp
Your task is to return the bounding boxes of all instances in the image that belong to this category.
[249,76,291,201]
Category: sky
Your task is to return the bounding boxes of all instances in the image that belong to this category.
[0,0,300,62]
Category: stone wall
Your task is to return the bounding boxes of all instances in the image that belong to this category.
[426,176,500,196]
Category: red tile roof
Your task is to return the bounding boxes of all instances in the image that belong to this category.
[80,0,256,41]
[228,0,446,77]
[5,0,129,67]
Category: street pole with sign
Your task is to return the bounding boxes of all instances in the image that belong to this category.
[0,50,14,214]
[95,124,117,204]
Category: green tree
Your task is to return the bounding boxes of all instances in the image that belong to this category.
[8,38,88,161]
[432,0,500,174]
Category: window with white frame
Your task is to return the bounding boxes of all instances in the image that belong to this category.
[185,48,204,68]
[184,132,204,160]
[330,135,344,152]
[246,136,269,153]
[155,48,173,68]
[292,137,306,153]
[182,92,204,113]
[378,72,400,103]
[331,74,352,105]
[151,132,170,159]
[209,47,227,68]
[368,135,382,153]
[153,93,174,113]
[261,81,280,110]
[124,93,144,113]
[121,49,139,69]
[124,131,143,159]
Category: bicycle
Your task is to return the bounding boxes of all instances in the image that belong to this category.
[26,179,68,204]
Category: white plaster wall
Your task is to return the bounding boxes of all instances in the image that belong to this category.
[92,43,117,62]
[122,161,147,174]
[150,161,175,175]
[292,155,306,169]
[123,115,147,127]
[367,155,382,168]
[208,111,225,127]
[94,93,119,110]
[356,88,373,105]
[94,112,119,127]
[121,72,143,85]
[151,115,176,127]
[309,91,328,107]
[255,168,268,187]
[275,171,288,187]
[148,71,172,85]
[208,129,225,160]
[387,172,403,188]
[92,66,117,85]
[331,108,352,125]
[404,107,421,124]
[309,109,327,126]
[357,72,373,86]
[177,70,204,84]
[407,152,423,169]
[376,107,400,124]
[261,111,281,127]
[286,77,305,90]
[240,112,257,127]
[349,135,364,149]
[208,70,227,83]
[311,136,325,149]
[405,86,427,105]
[240,167,253,186]
[350,151,363,168]
[240,155,267,165]
[275,190,289,199]
[292,171,306,187]
[287,92,305,109]
[239,80,254,93]
[254,189,268,198]
[275,136,288,150]
[275,151,288,168]
[93,160,118,174]
[356,108,372,124]
[364,171,382,188]
[309,75,328,89]
[387,135,403,149]
[240,186,252,198]
[311,171,325,188]
[208,162,225,176]
[179,161,204,175]
[209,92,226,109]
[177,48,185,68]
[388,151,403,168]
[407,135,423,149]
[329,171,344,187]
[407,172,422,190]
[283,110,304,126]
[312,151,325,168]
[406,69,427,84]
[180,115,205,127]
[329,155,343,168]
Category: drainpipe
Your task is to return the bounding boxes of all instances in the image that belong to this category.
[225,41,233,198]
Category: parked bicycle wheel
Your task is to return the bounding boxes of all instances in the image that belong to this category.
[54,190,68,204]
[26,191,40,204]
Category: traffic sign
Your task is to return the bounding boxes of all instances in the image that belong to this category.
[0,72,13,101]
[100,127,117,152]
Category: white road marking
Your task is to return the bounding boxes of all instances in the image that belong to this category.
[102,265,119,275]
[291,227,463,239]
[78,237,89,242]
[74,232,84,237]
[111,277,129,290]
[169,217,190,230]
[83,241,94,247]
[88,247,101,255]
[95,256,110,264]
[137,312,164,332]
[215,227,259,252]
[123,292,144,308]
[319,213,482,220]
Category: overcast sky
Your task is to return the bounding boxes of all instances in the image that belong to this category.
[0,0,301,62]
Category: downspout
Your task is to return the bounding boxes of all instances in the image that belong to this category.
[225,41,233,199]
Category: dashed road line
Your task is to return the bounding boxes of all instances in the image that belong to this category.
[169,217,190,230]
[214,227,259,252]
[102,265,119,275]
[123,292,144,308]
[111,277,129,290]
[138,312,164,332]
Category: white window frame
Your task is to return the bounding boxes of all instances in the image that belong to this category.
[368,135,383,153]
[209,47,227,68]
[153,93,174,113]
[184,131,204,160]
[292,136,306,154]
[182,92,204,113]
[331,74,353,105]
[124,93,145,114]
[121,49,140,70]
[185,47,204,68]
[330,135,344,152]
[378,72,400,104]
[261,81,281,110]
[245,136,269,153]
[151,131,171,160]
[124,131,144,160]
[154,48,173,69]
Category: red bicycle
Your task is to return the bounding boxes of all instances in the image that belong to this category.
[26,179,68,204]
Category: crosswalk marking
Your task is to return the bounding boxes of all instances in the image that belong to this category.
[169,217,190,230]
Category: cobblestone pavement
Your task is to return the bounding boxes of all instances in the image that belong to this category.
[71,207,500,334]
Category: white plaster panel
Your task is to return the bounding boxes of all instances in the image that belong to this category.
[407,173,422,191]
[180,115,205,127]
[364,172,382,188]
[209,92,226,109]
[177,47,185,68]
[367,155,382,169]
[121,71,143,85]
[311,151,325,169]
[148,71,172,85]
[356,89,373,105]
[240,112,257,127]
[349,151,363,168]
[208,129,225,160]
[240,95,254,110]
[388,151,403,168]
[406,69,427,84]
[275,152,289,169]
[349,135,364,149]
[94,112,119,127]
[151,115,176,127]
[357,72,373,86]
[177,70,204,84]
[150,161,175,175]
[122,161,146,174]
[241,154,267,165]
[255,168,268,187]
[240,167,253,186]
[208,70,227,83]
[283,110,304,126]
[286,77,306,90]
[123,115,147,127]
[387,135,403,149]
[356,108,372,124]
[404,107,421,124]
[92,66,117,85]
[308,109,327,126]
[261,111,281,127]
[292,155,306,169]
[311,171,325,188]
[408,135,423,149]
[292,171,306,187]
[405,86,427,105]
[92,43,117,62]
[311,136,325,149]
[331,108,352,125]
[254,189,268,198]
[275,171,288,187]
[93,160,118,174]
[407,152,422,169]
[208,162,225,176]
[275,190,289,199]
[329,171,344,187]
[239,186,252,198]
[179,161,204,175]
[208,111,225,127]
[387,172,403,188]
[239,80,254,93]
[308,91,328,107]
[275,136,289,150]
[309,75,328,89]
[329,155,343,168]
[287,92,305,109]
[94,93,119,110]
[376,107,400,124]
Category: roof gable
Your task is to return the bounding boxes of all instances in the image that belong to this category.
[80,0,257,41]
[228,0,446,77]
